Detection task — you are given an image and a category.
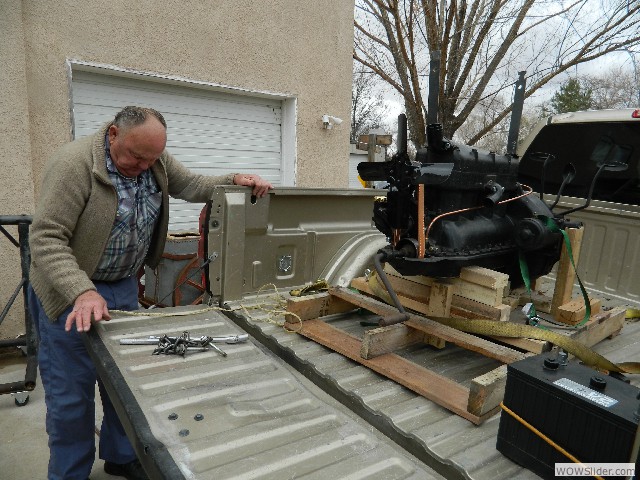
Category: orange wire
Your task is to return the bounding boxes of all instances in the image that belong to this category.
[500,402,604,480]
[423,183,534,246]
[417,185,425,258]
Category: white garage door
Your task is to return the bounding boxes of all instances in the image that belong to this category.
[71,70,284,231]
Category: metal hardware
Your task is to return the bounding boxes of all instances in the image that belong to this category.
[120,333,248,345]
[120,331,239,357]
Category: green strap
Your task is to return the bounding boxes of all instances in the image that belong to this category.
[519,218,591,328]
[540,216,591,326]
[518,250,549,330]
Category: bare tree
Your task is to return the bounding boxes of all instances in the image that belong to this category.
[351,68,390,142]
[455,96,543,152]
[354,0,640,146]
[582,67,638,108]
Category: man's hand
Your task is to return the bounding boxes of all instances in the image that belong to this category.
[65,290,112,333]
[233,174,273,198]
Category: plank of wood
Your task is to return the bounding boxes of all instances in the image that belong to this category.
[405,317,526,364]
[360,324,423,359]
[556,297,602,325]
[285,292,356,322]
[551,227,584,317]
[467,365,508,417]
[291,317,487,424]
[459,266,509,290]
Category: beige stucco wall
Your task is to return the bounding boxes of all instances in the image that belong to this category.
[0,1,36,340]
[0,0,355,338]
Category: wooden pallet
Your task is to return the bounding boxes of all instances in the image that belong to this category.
[285,287,529,425]
[284,227,625,424]
[352,264,625,354]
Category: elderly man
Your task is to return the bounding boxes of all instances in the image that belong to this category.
[28,106,272,480]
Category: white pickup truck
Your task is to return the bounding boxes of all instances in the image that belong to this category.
[84,172,640,479]
[518,108,640,309]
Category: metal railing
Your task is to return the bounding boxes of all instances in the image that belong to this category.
[0,215,37,396]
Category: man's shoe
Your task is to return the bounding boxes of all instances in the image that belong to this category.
[104,459,149,480]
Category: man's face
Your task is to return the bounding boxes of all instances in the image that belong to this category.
[108,117,167,178]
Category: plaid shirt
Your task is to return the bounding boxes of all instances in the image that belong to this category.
[92,138,162,281]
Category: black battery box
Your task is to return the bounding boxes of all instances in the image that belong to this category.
[497,354,639,479]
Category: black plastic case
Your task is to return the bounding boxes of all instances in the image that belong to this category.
[497,354,639,479]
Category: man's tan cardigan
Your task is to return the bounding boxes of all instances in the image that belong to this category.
[30,122,235,320]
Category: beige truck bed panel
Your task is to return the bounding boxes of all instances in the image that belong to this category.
[551,196,640,308]
[206,187,387,303]
[86,307,441,480]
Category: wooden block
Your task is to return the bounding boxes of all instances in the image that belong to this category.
[384,273,432,301]
[555,297,602,325]
[361,324,423,359]
[426,282,453,317]
[459,266,509,290]
[516,290,553,314]
[502,295,520,309]
[423,334,446,349]
[467,365,508,416]
[449,278,504,306]
[285,292,356,323]
[571,307,625,347]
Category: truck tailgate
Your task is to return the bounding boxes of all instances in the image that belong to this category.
[84,306,442,480]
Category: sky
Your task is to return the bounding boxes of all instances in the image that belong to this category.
[372,49,639,133]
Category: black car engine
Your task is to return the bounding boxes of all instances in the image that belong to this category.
[358,65,570,286]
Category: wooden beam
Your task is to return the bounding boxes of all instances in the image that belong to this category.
[551,227,584,317]
[467,365,508,417]
[285,292,356,323]
[291,318,489,424]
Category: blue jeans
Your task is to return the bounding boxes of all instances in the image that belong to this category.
[29,277,139,480]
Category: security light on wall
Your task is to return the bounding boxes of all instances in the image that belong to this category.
[322,114,343,129]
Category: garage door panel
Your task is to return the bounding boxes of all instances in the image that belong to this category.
[169,128,282,149]
[73,79,281,123]
[167,200,205,232]
[71,70,283,231]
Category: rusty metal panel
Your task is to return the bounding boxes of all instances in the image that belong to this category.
[86,307,441,479]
